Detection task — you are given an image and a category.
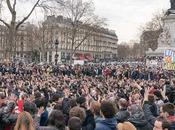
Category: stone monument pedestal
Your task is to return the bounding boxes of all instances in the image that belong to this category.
[146,14,175,57]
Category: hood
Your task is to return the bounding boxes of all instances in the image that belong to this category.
[128,113,148,127]
[116,110,130,123]
[98,117,117,130]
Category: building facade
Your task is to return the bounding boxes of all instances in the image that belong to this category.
[0,23,40,62]
[41,15,118,63]
[0,15,118,63]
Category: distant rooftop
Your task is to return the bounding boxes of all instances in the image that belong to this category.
[44,15,117,37]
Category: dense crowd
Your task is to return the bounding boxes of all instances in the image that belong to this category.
[0,62,175,130]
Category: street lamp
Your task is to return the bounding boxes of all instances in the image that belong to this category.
[55,39,59,65]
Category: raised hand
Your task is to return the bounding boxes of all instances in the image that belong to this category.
[144,87,150,101]
[37,106,44,117]
[160,85,167,100]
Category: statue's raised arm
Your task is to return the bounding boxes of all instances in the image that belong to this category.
[170,0,175,10]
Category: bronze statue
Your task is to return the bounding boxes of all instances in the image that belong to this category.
[166,0,175,15]
[170,0,175,10]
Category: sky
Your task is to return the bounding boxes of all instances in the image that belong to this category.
[93,0,170,43]
[0,0,170,43]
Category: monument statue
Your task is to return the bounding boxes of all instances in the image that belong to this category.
[157,27,171,47]
[146,0,175,57]
[170,0,175,10]
[166,0,175,15]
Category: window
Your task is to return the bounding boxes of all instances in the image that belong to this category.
[49,52,52,63]
[61,52,65,59]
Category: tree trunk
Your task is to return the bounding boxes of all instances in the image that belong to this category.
[70,43,74,65]
[6,26,16,61]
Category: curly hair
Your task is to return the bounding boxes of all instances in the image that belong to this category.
[69,106,86,123]
[48,110,66,130]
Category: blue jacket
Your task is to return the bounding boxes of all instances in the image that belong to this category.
[40,110,48,126]
[95,117,117,130]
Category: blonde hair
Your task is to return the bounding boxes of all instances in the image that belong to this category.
[117,122,136,130]
[90,101,101,116]
[14,111,35,130]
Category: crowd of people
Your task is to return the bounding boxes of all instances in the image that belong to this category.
[0,62,175,130]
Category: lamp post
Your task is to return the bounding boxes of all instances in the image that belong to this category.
[55,39,59,65]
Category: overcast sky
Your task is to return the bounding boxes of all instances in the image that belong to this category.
[93,0,170,43]
[1,0,170,43]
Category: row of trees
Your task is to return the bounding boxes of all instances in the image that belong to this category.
[117,42,142,59]
[0,0,105,63]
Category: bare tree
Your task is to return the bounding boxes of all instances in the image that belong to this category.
[140,10,165,52]
[117,43,131,59]
[59,0,105,63]
[0,0,63,60]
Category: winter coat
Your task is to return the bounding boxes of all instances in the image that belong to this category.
[95,117,117,130]
[128,112,152,130]
[0,102,18,130]
[94,116,102,123]
[82,109,96,130]
[40,110,49,126]
[143,101,156,127]
[116,108,130,123]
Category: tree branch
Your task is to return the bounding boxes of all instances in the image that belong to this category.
[16,0,40,30]
[6,0,13,13]
[73,32,91,54]
[0,18,10,28]
[12,0,17,10]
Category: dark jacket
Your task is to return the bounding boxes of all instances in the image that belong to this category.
[82,109,95,130]
[40,110,49,126]
[0,102,18,130]
[116,108,130,123]
[143,101,156,127]
[39,126,58,130]
[95,117,117,130]
[95,116,102,123]
[128,112,152,130]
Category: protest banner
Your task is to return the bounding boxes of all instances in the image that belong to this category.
[163,50,175,70]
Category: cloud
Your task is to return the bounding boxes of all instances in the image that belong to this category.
[93,0,169,42]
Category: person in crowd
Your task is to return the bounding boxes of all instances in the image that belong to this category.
[90,101,102,122]
[69,106,86,130]
[147,94,159,117]
[117,121,136,130]
[76,96,95,130]
[160,103,175,129]
[35,98,48,126]
[153,116,171,130]
[95,100,117,130]
[68,117,82,130]
[1,101,18,130]
[143,88,157,128]
[39,110,66,130]
[14,111,35,130]
[116,98,130,123]
[1,61,175,130]
[128,104,152,130]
